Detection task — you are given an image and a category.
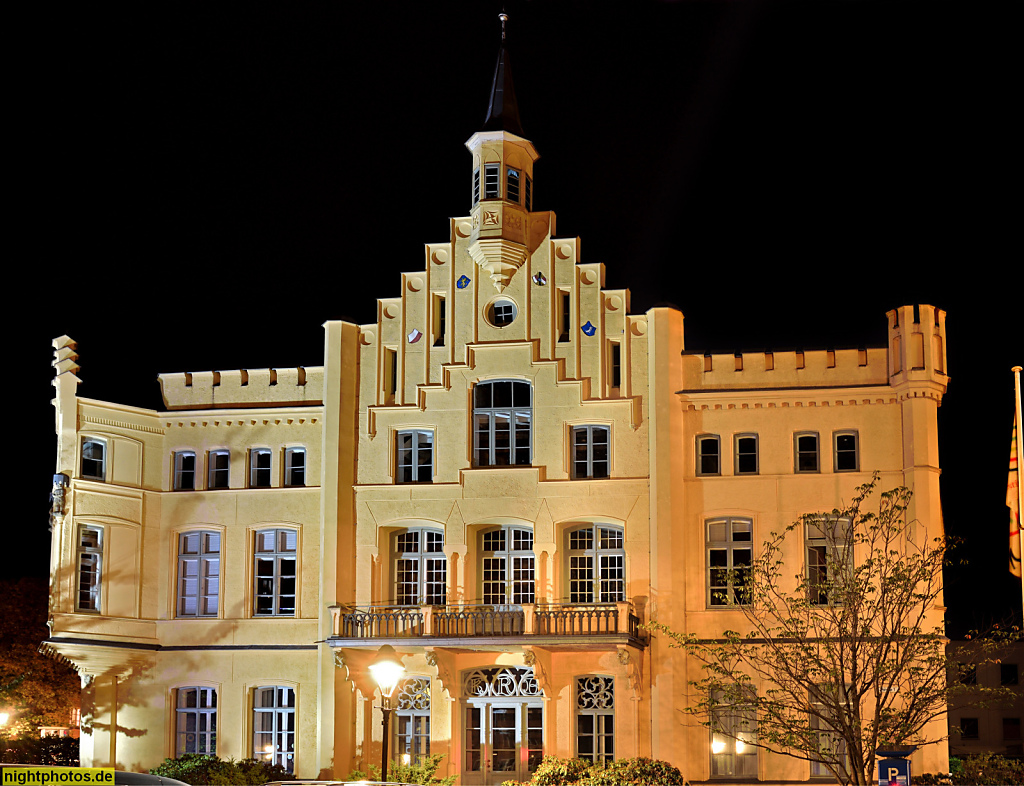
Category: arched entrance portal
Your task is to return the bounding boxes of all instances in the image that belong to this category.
[461,667,543,785]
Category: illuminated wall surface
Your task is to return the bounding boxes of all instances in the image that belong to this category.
[44,38,952,786]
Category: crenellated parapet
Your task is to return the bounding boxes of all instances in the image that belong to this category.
[681,347,889,392]
[887,304,948,401]
[158,367,324,410]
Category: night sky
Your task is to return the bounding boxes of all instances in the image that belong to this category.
[17,2,1019,634]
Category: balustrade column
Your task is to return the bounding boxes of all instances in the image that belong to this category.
[616,600,630,633]
[522,602,536,634]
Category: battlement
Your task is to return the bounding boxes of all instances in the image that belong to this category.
[158,367,324,410]
[681,347,889,392]
[887,304,948,385]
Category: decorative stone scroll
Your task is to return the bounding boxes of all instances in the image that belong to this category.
[462,667,541,698]
[576,675,614,710]
[396,677,430,711]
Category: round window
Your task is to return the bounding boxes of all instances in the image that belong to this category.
[486,298,518,328]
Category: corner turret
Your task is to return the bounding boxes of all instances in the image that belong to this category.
[465,12,539,293]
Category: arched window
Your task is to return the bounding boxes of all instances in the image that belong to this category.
[480,526,534,605]
[394,677,431,764]
[253,686,295,772]
[565,525,625,603]
[393,529,446,606]
[473,381,532,467]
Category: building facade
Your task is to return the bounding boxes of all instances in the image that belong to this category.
[45,29,951,785]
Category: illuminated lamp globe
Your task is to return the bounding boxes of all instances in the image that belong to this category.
[369,644,405,699]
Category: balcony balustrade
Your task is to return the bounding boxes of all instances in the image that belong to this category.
[328,601,644,647]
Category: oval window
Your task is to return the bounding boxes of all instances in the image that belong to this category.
[486,298,518,328]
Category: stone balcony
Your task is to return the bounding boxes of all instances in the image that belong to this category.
[326,602,646,650]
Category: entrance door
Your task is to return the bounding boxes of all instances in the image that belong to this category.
[463,702,543,785]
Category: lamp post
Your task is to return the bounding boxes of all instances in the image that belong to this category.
[369,644,405,783]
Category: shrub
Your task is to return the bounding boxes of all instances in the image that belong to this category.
[590,757,685,786]
[0,735,79,766]
[150,754,293,785]
[917,754,1024,785]
[529,755,596,785]
[347,752,455,785]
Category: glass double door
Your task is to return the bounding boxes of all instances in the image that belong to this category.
[463,701,543,785]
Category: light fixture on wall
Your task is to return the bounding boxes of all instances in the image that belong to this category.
[369,644,405,782]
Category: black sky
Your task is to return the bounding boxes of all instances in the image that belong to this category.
[17,2,1020,633]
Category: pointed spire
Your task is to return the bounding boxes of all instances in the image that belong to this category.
[482,10,524,136]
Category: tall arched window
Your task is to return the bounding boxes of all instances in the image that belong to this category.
[473,381,532,467]
[480,526,534,605]
[393,529,446,606]
[565,525,625,603]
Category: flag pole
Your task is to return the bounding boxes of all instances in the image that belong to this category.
[1015,366,1024,623]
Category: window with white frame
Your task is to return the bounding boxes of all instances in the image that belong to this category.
[572,426,610,479]
[76,526,102,612]
[177,531,220,617]
[809,688,848,777]
[174,451,197,490]
[483,163,500,199]
[253,686,295,772]
[472,167,481,207]
[735,434,758,475]
[576,675,614,764]
[795,432,820,473]
[697,435,721,476]
[486,299,518,328]
[254,529,297,616]
[396,431,433,484]
[710,689,757,778]
[394,529,446,606]
[284,447,305,487]
[176,687,217,756]
[833,431,859,472]
[806,517,850,605]
[473,380,532,467]
[81,439,106,481]
[524,173,533,210]
[208,450,230,489]
[566,525,625,603]
[394,677,431,764]
[481,526,534,605]
[250,449,272,488]
[707,518,752,607]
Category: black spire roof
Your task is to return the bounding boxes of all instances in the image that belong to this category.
[481,12,524,136]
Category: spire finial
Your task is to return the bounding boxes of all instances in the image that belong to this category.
[499,10,508,40]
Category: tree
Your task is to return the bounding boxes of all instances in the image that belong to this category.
[648,475,1011,786]
[0,577,80,736]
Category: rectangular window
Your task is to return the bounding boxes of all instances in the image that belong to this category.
[506,167,521,203]
[397,430,433,483]
[81,439,106,481]
[609,342,622,392]
[384,347,398,404]
[795,432,820,473]
[572,425,610,479]
[960,717,979,740]
[567,526,625,603]
[697,435,721,476]
[707,518,752,606]
[208,450,230,489]
[178,531,220,617]
[576,675,614,764]
[711,690,758,778]
[810,690,848,777]
[174,451,197,490]
[433,294,446,347]
[483,163,500,199]
[833,431,859,472]
[735,435,758,475]
[525,174,533,210]
[1004,717,1022,741]
[472,167,480,207]
[250,449,272,488]
[473,381,532,467]
[284,448,305,487]
[76,526,102,612]
[254,529,297,616]
[253,686,295,773]
[394,530,446,607]
[1002,664,1020,686]
[806,517,850,605]
[395,678,431,765]
[558,290,571,342]
[176,687,217,756]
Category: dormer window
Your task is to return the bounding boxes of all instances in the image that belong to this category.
[525,173,532,210]
[472,168,481,207]
[483,164,500,199]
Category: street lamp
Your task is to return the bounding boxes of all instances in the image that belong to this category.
[369,644,405,782]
